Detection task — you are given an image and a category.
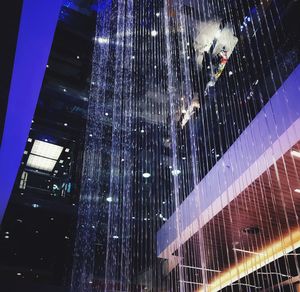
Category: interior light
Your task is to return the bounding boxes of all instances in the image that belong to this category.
[291,150,300,158]
[17,273,22,276]
[97,37,109,44]
[229,71,233,76]
[295,189,300,193]
[131,56,135,59]
[106,197,113,202]
[28,138,32,143]
[65,236,70,240]
[155,12,160,17]
[59,160,64,164]
[140,129,145,133]
[27,154,57,172]
[31,140,63,160]
[182,157,186,160]
[64,123,68,127]
[67,157,71,160]
[5,231,9,235]
[142,172,151,178]
[63,88,67,92]
[105,112,109,116]
[54,170,58,173]
[76,55,80,59]
[32,204,39,208]
[46,64,49,68]
[113,235,119,239]
[151,30,158,37]
[159,214,163,218]
[65,148,70,153]
[89,134,93,137]
[171,169,181,176]
[4,235,9,239]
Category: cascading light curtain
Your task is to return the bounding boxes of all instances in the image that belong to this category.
[72,0,300,291]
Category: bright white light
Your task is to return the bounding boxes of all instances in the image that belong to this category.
[97,37,109,44]
[215,30,221,38]
[106,197,113,202]
[182,157,186,160]
[59,160,64,164]
[295,189,300,193]
[291,150,300,158]
[76,56,80,59]
[27,154,57,172]
[28,138,32,143]
[171,169,181,176]
[155,12,160,17]
[159,214,163,218]
[4,235,9,239]
[65,148,70,153]
[229,71,233,76]
[140,129,145,133]
[151,30,158,37]
[89,134,93,137]
[17,273,22,276]
[105,112,109,116]
[113,235,119,239]
[46,64,49,68]
[64,123,68,127]
[32,204,39,208]
[142,172,151,178]
[63,88,67,92]
[31,140,63,160]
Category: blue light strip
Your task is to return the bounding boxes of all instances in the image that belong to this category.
[0,0,62,223]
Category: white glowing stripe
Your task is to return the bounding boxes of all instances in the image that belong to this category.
[233,247,264,255]
[291,150,300,158]
[181,265,220,273]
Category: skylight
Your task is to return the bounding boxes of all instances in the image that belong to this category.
[31,140,63,160]
[27,154,57,172]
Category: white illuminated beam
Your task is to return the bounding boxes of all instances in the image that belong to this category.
[291,149,300,158]
[27,154,57,172]
[31,140,63,160]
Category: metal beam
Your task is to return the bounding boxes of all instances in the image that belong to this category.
[0,0,62,223]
